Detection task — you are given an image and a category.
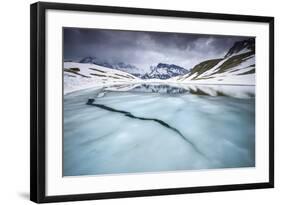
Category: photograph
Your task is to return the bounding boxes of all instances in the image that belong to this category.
[63,27,256,177]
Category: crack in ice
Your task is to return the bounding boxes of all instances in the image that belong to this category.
[86,98,206,158]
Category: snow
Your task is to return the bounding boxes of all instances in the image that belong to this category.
[64,51,255,95]
[167,53,255,85]
[64,62,139,79]
[167,73,255,86]
[221,55,255,75]
[177,72,198,81]
[197,58,228,78]
[64,62,144,94]
[230,48,252,57]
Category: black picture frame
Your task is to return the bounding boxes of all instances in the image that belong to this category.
[30,1,274,203]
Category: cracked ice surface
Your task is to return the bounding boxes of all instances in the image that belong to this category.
[63,84,255,176]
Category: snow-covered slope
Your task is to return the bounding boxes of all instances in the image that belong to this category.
[64,62,142,94]
[169,38,255,85]
[224,38,255,58]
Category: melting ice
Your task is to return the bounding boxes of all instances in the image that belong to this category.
[63,83,255,176]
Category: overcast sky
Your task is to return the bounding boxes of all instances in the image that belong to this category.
[64,27,251,71]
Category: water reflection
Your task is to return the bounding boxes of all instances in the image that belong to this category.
[99,83,255,99]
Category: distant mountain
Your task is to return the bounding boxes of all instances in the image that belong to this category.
[79,56,114,68]
[79,56,144,77]
[112,62,144,78]
[172,38,255,85]
[78,57,189,79]
[143,63,189,79]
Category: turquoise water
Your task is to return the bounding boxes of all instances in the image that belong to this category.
[63,84,255,176]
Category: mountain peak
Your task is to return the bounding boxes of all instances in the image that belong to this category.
[224,38,255,58]
[143,63,189,79]
[156,63,188,71]
[79,56,97,63]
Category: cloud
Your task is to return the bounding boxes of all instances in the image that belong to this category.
[64,27,251,70]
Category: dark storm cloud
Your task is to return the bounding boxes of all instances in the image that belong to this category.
[63,27,251,70]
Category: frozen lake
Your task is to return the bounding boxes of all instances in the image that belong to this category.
[63,83,255,176]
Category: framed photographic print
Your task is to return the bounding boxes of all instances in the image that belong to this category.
[30,1,274,203]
